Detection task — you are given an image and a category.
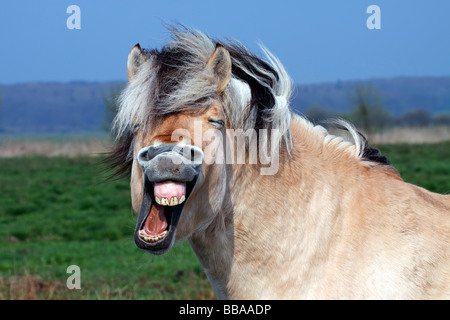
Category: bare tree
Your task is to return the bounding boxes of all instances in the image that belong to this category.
[348,83,391,134]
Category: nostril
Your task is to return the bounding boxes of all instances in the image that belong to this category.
[190,146,204,164]
[139,151,148,161]
[138,148,150,165]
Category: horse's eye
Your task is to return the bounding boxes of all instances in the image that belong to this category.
[208,119,225,128]
[132,124,141,134]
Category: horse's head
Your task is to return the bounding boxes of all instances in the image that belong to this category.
[124,42,233,254]
[111,28,292,255]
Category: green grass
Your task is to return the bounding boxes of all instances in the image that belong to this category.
[0,141,449,299]
[0,156,214,299]
[376,142,450,194]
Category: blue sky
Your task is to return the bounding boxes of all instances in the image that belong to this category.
[1,0,449,84]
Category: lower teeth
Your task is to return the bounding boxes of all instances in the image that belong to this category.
[139,230,168,243]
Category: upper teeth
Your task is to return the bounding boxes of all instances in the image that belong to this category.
[155,195,185,206]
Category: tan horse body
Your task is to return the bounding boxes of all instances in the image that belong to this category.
[111,28,450,299]
[190,116,450,299]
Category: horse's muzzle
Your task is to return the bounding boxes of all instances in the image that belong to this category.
[137,143,204,182]
[134,143,204,255]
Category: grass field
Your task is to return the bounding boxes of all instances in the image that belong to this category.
[0,156,214,299]
[0,141,449,299]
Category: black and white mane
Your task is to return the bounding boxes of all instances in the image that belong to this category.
[107,26,388,179]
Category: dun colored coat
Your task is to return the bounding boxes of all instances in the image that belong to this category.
[109,27,450,299]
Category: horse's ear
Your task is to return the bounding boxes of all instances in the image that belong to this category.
[127,43,148,82]
[207,43,232,93]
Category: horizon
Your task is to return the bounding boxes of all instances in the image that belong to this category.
[1,1,450,85]
[2,74,450,87]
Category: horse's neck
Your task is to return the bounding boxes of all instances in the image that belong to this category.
[190,119,358,299]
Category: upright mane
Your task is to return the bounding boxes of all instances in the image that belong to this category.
[113,26,293,147]
[108,27,389,179]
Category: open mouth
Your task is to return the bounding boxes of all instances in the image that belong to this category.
[134,177,196,254]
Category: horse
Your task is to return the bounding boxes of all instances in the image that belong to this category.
[108,27,450,299]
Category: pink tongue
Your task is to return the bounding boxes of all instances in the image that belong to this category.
[154,181,187,201]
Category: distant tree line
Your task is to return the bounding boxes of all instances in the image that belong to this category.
[102,83,450,135]
[303,83,450,134]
